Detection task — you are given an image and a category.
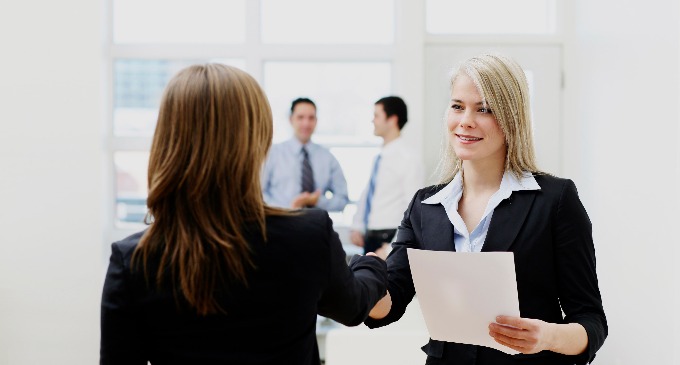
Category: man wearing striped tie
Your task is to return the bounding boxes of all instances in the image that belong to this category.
[350,96,424,256]
[261,98,350,211]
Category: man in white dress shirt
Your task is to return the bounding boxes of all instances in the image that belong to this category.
[350,96,424,255]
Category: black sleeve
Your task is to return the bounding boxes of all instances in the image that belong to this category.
[365,189,420,328]
[100,243,146,365]
[317,213,388,326]
[554,180,608,364]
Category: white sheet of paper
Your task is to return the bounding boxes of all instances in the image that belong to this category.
[407,248,520,355]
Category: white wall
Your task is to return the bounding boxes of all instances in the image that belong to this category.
[393,0,425,157]
[0,0,104,364]
[564,1,680,364]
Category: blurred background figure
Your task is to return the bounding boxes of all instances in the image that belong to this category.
[261,98,350,211]
[350,96,424,257]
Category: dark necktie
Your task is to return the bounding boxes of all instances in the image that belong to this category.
[363,154,381,228]
[301,147,315,193]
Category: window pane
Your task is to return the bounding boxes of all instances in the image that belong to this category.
[326,146,380,228]
[114,151,149,226]
[263,62,391,144]
[113,0,246,44]
[426,0,556,34]
[330,147,380,203]
[261,0,394,44]
[113,59,246,136]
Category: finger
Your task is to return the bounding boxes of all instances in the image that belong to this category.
[495,316,530,330]
[490,329,531,347]
[489,323,526,340]
[491,335,530,354]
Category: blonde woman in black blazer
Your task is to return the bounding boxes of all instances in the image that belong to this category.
[100,64,387,365]
[365,54,607,365]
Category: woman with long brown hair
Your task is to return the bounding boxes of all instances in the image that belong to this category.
[100,64,387,365]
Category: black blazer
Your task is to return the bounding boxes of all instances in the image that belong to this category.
[101,209,387,365]
[365,174,607,365]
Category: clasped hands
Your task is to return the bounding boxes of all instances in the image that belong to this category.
[365,252,393,319]
[291,190,321,208]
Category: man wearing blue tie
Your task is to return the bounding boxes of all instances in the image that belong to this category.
[350,96,424,255]
[261,98,350,211]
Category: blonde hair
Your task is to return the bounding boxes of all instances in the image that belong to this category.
[435,54,541,184]
[133,64,287,315]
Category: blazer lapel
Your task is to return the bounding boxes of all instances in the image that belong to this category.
[482,191,537,252]
[421,203,456,252]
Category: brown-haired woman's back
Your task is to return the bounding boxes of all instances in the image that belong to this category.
[100,64,387,365]
[101,209,385,365]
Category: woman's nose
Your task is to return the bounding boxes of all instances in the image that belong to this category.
[459,113,474,128]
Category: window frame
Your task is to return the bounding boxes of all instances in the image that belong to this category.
[105,0,564,244]
[105,0,423,244]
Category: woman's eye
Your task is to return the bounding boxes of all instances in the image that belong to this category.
[451,104,463,110]
[479,107,492,114]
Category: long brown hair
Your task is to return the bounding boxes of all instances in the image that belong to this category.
[133,64,286,315]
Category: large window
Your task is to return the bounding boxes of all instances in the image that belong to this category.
[107,0,400,237]
[107,0,562,243]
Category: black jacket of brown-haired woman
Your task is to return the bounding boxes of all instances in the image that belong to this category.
[101,208,387,365]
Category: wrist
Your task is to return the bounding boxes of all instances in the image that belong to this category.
[545,322,588,355]
[545,322,560,353]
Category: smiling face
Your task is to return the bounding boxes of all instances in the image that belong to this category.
[447,73,506,166]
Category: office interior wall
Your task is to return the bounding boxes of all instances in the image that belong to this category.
[392,1,425,161]
[0,0,104,364]
[563,0,680,363]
